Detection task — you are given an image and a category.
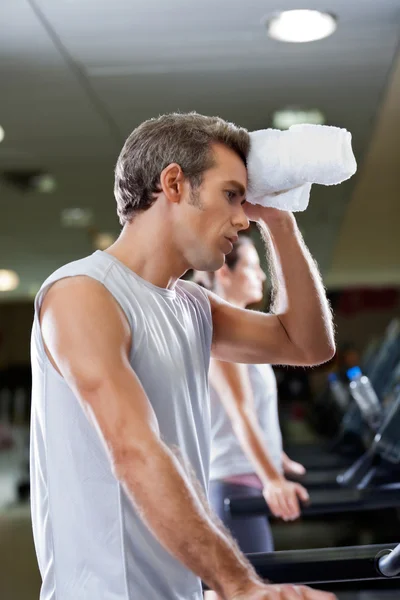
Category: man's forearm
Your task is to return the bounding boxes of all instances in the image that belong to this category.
[259,213,335,362]
[114,439,261,598]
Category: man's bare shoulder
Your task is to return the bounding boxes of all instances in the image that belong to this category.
[40,275,130,339]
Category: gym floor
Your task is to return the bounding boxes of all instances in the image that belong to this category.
[0,426,398,600]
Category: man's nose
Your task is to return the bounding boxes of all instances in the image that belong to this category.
[233,205,249,231]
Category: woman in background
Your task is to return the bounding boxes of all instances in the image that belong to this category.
[193,235,309,595]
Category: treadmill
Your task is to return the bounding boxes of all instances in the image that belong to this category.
[225,390,400,519]
[247,541,400,594]
[290,383,400,490]
[202,542,400,594]
[285,321,400,472]
[226,483,400,520]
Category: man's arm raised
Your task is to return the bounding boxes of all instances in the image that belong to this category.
[209,208,335,367]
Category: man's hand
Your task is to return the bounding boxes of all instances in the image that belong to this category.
[263,477,309,521]
[283,456,307,478]
[231,582,337,599]
[243,202,292,224]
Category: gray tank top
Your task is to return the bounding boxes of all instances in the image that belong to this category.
[30,250,212,600]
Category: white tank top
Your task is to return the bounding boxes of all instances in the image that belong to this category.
[30,250,212,600]
[209,363,283,480]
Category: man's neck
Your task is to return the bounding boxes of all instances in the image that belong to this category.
[104,210,186,290]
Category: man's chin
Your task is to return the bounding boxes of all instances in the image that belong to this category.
[213,253,226,270]
[191,246,226,273]
[204,252,225,272]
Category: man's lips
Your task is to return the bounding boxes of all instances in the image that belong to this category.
[225,235,238,245]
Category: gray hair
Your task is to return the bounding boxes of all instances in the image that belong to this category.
[114,112,250,225]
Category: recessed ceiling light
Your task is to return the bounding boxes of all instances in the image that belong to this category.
[0,270,19,292]
[265,10,337,43]
[61,208,93,228]
[0,126,4,143]
[273,108,325,129]
[2,170,56,193]
[93,232,116,250]
[32,173,57,193]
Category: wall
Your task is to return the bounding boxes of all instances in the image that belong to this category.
[330,287,400,353]
[0,303,34,368]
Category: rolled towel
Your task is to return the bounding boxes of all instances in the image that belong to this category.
[246,124,357,211]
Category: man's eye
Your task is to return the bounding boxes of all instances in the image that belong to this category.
[226,190,236,201]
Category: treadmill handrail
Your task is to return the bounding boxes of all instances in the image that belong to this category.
[378,543,400,577]
[247,543,399,585]
[226,485,400,517]
[202,543,400,589]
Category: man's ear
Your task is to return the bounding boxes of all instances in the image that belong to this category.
[159,163,185,204]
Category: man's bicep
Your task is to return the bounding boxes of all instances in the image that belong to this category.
[208,290,306,365]
[40,276,160,451]
[40,276,131,388]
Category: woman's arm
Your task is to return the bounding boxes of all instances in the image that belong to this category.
[210,359,309,521]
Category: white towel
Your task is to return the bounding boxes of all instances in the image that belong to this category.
[246,124,357,211]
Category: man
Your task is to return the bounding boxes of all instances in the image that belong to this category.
[31,112,336,600]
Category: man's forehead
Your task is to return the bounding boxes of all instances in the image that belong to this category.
[211,161,247,187]
[211,144,247,176]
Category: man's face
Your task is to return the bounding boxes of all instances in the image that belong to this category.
[176,143,250,272]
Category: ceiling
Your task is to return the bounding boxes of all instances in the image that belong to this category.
[1,0,400,301]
